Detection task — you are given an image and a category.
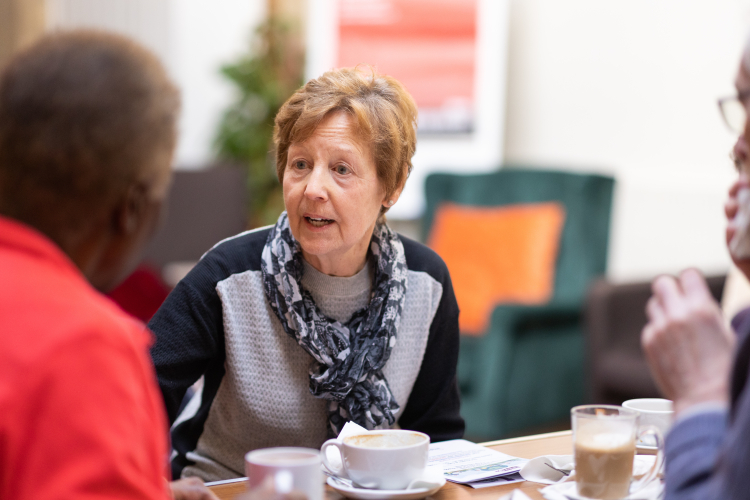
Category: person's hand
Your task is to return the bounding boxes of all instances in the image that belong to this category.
[641,269,735,416]
[169,477,220,500]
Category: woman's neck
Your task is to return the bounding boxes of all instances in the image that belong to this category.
[301,242,370,277]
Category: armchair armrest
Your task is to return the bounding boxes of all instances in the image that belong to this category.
[458,300,583,416]
[487,300,582,336]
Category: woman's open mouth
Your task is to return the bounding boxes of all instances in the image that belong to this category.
[305,216,334,228]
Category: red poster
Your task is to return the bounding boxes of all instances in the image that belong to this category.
[337,0,477,133]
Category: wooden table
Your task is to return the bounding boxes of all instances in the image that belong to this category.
[208,430,573,500]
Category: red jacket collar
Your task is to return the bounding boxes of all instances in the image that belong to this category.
[0,214,83,278]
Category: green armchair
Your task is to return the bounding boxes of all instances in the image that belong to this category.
[423,168,615,439]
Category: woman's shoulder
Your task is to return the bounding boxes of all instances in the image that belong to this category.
[204,225,272,265]
[179,226,272,289]
[398,234,450,283]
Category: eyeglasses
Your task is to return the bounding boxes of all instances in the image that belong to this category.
[718,90,750,134]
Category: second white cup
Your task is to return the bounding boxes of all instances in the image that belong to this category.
[321,429,430,490]
[245,447,323,500]
[622,398,674,440]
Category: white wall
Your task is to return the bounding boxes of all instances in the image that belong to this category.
[46,0,266,168]
[44,0,750,281]
[306,0,510,220]
[503,0,750,281]
[167,0,265,167]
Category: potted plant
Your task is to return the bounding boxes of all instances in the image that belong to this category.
[214,10,304,228]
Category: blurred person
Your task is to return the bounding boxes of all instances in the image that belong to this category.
[0,30,217,500]
[149,67,464,480]
[641,36,750,499]
[720,265,750,319]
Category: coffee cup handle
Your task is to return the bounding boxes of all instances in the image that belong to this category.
[320,439,348,478]
[630,425,664,495]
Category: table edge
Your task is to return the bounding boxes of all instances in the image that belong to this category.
[207,431,573,493]
[478,429,572,447]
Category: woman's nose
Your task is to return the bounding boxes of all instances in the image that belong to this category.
[304,165,329,200]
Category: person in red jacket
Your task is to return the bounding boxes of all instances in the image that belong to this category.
[0,30,216,500]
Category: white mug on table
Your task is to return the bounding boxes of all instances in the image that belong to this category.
[622,398,674,436]
[245,447,323,500]
[320,429,430,490]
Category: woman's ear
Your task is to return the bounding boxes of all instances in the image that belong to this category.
[382,180,406,209]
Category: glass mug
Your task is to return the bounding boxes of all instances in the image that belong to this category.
[571,405,664,500]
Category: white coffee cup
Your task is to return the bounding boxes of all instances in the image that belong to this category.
[245,447,323,500]
[320,429,430,490]
[622,398,674,440]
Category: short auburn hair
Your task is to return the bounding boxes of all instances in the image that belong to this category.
[0,30,180,233]
[273,67,417,213]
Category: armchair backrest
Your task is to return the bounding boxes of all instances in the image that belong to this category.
[423,167,615,305]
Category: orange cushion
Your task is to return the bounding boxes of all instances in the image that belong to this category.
[428,202,566,335]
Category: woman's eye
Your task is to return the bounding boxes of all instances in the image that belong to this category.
[293,160,307,170]
[335,165,350,175]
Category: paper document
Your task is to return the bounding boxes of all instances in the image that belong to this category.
[428,439,528,484]
[465,472,525,489]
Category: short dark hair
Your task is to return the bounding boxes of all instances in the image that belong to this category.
[0,30,180,233]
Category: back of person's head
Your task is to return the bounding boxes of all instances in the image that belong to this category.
[0,29,180,241]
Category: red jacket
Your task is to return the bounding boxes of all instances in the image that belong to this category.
[0,215,170,499]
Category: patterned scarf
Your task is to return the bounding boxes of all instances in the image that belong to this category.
[260,212,408,436]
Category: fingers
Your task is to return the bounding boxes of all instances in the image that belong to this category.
[642,296,666,347]
[169,478,220,500]
[680,268,714,303]
[644,270,715,346]
[651,275,685,316]
[645,296,666,329]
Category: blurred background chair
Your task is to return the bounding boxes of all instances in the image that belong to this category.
[107,166,247,320]
[423,167,615,440]
[142,166,248,275]
[586,276,726,404]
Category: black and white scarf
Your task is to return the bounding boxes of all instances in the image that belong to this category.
[260,212,408,436]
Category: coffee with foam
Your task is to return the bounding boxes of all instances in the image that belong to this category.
[575,432,635,500]
[321,430,430,489]
[572,405,663,500]
[344,432,426,448]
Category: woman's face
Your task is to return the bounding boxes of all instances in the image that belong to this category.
[283,111,395,276]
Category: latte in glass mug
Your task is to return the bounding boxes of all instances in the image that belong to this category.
[571,405,664,500]
[574,432,636,499]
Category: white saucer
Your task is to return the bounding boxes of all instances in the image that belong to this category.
[326,477,446,500]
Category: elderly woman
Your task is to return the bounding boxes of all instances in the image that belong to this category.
[149,68,464,481]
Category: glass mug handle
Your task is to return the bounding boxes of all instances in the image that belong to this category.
[320,439,348,478]
[629,425,664,495]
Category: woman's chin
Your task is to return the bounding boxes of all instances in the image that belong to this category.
[299,240,338,262]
